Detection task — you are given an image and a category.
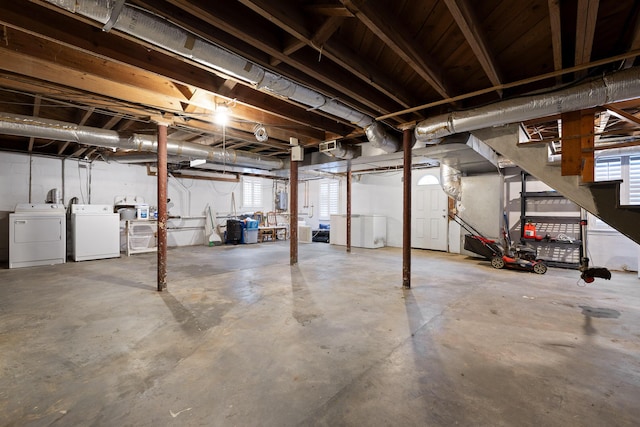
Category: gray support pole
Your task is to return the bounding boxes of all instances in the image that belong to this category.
[402,128,412,289]
[157,124,168,292]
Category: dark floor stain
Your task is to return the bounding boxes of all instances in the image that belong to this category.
[579,306,621,319]
[159,291,231,334]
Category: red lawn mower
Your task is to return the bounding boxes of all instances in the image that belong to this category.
[453,214,547,274]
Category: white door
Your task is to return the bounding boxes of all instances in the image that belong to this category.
[412,183,448,251]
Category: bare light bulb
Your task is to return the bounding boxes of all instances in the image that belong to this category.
[215,104,229,126]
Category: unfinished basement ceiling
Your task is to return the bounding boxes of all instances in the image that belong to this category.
[0,0,639,172]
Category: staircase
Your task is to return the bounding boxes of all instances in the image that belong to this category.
[472,124,640,245]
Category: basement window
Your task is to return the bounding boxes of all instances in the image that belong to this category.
[595,155,640,205]
[629,156,640,205]
[319,180,339,220]
[591,155,640,230]
[243,177,263,209]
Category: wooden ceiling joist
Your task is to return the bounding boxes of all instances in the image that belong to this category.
[575,0,599,68]
[339,0,451,99]
[444,0,503,92]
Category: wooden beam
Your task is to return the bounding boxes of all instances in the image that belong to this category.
[311,16,345,48]
[281,38,306,58]
[234,0,416,111]
[561,111,583,176]
[1,76,156,127]
[575,0,599,70]
[621,11,640,69]
[548,0,563,82]
[379,49,640,121]
[71,146,86,157]
[57,141,71,155]
[115,119,138,132]
[304,4,354,17]
[84,148,98,159]
[0,46,331,144]
[559,110,596,181]
[340,0,451,99]
[444,0,503,91]
[271,16,344,67]
[156,0,401,116]
[604,105,640,126]
[0,1,354,136]
[580,110,595,182]
[0,49,185,112]
[521,128,638,145]
[1,28,190,101]
[77,107,95,126]
[103,114,123,130]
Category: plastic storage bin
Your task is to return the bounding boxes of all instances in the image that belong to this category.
[244,228,258,244]
[129,234,152,250]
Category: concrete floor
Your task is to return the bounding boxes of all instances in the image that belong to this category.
[1,242,639,426]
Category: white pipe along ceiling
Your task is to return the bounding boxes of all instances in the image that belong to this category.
[41,0,401,155]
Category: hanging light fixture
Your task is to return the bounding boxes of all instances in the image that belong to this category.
[215,102,229,126]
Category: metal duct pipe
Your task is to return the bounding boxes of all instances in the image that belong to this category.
[415,67,640,143]
[43,0,397,149]
[327,141,358,160]
[0,112,283,170]
[365,122,401,153]
[106,153,185,164]
[440,164,462,200]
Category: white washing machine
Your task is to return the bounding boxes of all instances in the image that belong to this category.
[70,204,120,261]
[9,203,66,269]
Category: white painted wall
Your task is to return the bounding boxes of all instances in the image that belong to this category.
[456,173,504,257]
[353,172,404,247]
[12,152,629,273]
[296,178,331,230]
[0,152,279,261]
[300,168,502,251]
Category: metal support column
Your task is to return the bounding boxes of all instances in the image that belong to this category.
[290,142,299,265]
[157,124,168,292]
[402,128,412,289]
[346,161,352,253]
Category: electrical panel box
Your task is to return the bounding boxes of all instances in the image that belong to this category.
[291,145,304,161]
[276,191,288,210]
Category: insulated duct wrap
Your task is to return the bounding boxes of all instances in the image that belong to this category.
[0,113,283,170]
[415,67,640,143]
[0,113,122,146]
[43,0,395,149]
[440,164,462,201]
[322,100,373,128]
[326,142,357,160]
[365,122,401,153]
